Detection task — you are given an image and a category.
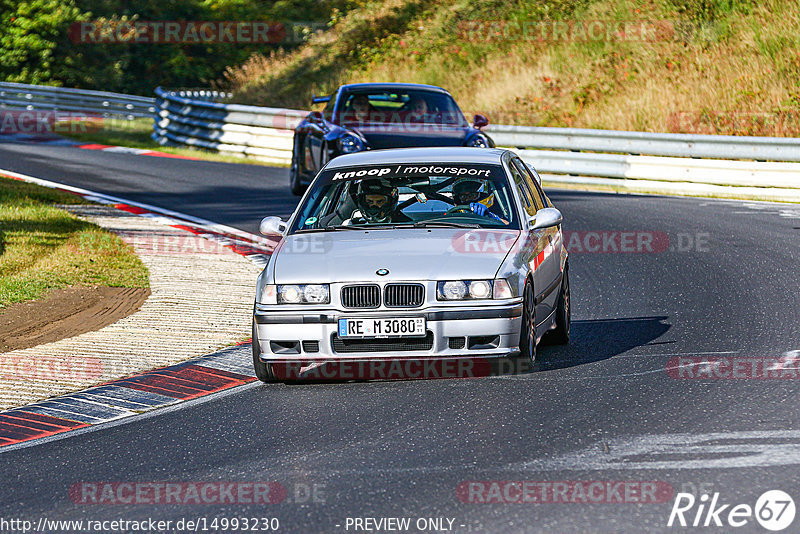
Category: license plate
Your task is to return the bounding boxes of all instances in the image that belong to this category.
[338,317,426,338]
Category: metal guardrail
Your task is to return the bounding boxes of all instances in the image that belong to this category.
[153,88,800,192]
[486,125,800,162]
[4,83,795,194]
[0,82,155,119]
[167,89,234,102]
[152,87,304,164]
[519,149,800,189]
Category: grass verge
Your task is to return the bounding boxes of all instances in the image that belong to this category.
[60,118,284,167]
[0,177,149,308]
[221,0,800,136]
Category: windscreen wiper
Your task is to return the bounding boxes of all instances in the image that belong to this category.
[325,224,398,231]
[294,225,366,233]
[410,221,481,229]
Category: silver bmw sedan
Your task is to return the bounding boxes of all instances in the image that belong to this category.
[253,147,569,381]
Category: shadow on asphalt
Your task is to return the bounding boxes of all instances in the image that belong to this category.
[260,316,671,385]
[535,315,671,372]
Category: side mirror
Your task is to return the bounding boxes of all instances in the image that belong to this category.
[473,114,489,129]
[260,216,287,236]
[308,110,324,123]
[530,207,562,230]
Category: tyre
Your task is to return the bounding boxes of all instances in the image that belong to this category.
[519,280,536,365]
[289,159,305,196]
[544,269,570,345]
[252,319,277,383]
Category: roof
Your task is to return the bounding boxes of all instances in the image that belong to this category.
[324,147,510,169]
[338,82,450,94]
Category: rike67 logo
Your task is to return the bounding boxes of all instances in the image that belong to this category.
[668,490,795,531]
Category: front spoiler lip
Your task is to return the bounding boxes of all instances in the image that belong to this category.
[258,351,518,363]
[253,302,523,324]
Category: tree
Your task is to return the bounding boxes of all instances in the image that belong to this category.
[0,0,86,85]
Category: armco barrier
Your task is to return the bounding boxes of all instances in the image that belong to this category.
[152,87,304,165]
[486,124,800,162]
[151,86,800,197]
[0,82,155,119]
[518,149,800,189]
[3,83,798,198]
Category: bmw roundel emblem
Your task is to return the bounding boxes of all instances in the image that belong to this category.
[376,268,390,276]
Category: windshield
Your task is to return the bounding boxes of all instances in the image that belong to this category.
[337,89,467,126]
[290,163,519,233]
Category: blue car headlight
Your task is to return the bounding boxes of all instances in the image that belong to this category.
[467,134,489,148]
[338,133,364,154]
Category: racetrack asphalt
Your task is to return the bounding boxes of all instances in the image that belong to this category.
[1,140,800,533]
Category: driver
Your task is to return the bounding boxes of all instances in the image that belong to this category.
[407,97,429,121]
[451,178,503,221]
[350,94,372,122]
[353,179,411,224]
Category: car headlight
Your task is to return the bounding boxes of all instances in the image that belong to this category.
[467,134,489,148]
[437,279,514,300]
[303,284,329,303]
[338,133,364,154]
[260,284,330,304]
[439,281,468,300]
[437,280,493,300]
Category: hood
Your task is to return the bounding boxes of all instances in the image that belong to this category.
[272,228,520,284]
[351,124,470,150]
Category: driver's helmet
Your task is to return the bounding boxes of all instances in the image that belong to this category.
[452,178,489,206]
[355,179,399,222]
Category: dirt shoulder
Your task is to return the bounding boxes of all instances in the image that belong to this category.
[0,286,150,353]
[0,203,260,410]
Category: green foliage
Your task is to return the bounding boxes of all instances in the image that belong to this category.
[0,0,86,85]
[0,0,363,95]
[667,0,754,22]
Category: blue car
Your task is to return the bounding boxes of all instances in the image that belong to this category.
[289,83,494,195]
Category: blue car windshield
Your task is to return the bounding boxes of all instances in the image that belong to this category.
[338,90,467,126]
[290,163,519,233]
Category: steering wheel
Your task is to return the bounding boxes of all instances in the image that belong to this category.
[446,205,473,215]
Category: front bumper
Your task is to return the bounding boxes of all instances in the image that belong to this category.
[253,302,523,362]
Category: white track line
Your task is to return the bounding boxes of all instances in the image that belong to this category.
[0,167,271,246]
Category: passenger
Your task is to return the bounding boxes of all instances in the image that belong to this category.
[452,178,504,222]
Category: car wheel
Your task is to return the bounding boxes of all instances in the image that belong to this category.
[252,319,277,383]
[519,280,536,365]
[544,269,571,345]
[289,158,305,196]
